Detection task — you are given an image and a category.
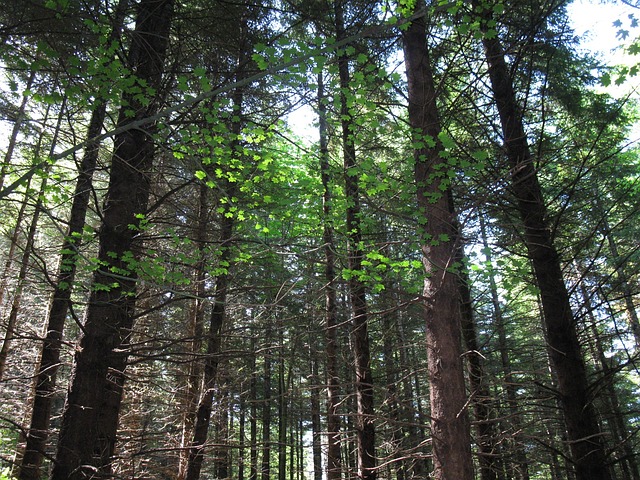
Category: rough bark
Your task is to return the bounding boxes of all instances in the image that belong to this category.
[476,2,611,478]
[334,2,376,478]
[401,3,474,479]
[50,1,173,477]
[20,7,129,477]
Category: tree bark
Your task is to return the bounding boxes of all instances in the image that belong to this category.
[476,2,611,478]
[457,244,501,480]
[178,180,209,480]
[20,6,130,478]
[334,3,376,478]
[317,66,342,480]
[184,210,234,480]
[401,3,474,478]
[50,1,173,477]
[479,213,530,480]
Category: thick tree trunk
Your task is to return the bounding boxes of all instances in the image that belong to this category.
[334,3,376,478]
[317,67,342,480]
[401,3,474,479]
[477,4,611,478]
[50,1,173,477]
[20,6,129,476]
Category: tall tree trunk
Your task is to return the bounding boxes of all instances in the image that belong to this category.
[261,321,272,480]
[381,303,405,480]
[178,180,209,480]
[184,195,235,480]
[239,391,246,480]
[401,3,474,479]
[577,276,639,480]
[317,66,342,480]
[479,214,530,480]
[599,215,640,348]
[457,244,501,480]
[250,335,259,480]
[278,342,287,480]
[334,3,376,478]
[0,70,35,194]
[0,97,62,382]
[50,1,173,477]
[476,3,611,478]
[309,345,323,480]
[20,6,129,477]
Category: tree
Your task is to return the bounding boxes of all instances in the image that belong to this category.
[401,1,474,478]
[474,0,612,478]
[51,1,174,477]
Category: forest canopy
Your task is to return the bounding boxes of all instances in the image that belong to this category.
[0,1,638,479]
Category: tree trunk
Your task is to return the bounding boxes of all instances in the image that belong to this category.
[278,343,287,480]
[476,3,611,478]
[184,205,234,480]
[479,214,530,480]
[178,180,209,480]
[401,3,474,479]
[0,97,62,382]
[50,1,173,477]
[0,70,34,194]
[309,346,323,480]
[317,66,342,480]
[20,6,129,477]
[334,3,376,478]
[600,215,640,348]
[457,244,501,480]
[261,321,272,480]
[250,335,259,480]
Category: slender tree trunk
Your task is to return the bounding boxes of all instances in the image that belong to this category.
[184,198,234,480]
[381,300,405,480]
[599,216,640,348]
[476,3,611,478]
[261,321,272,480]
[50,1,173,477]
[397,317,428,478]
[457,243,501,480]
[278,343,287,480]
[334,3,376,478]
[402,3,473,479]
[479,214,530,480]
[309,346,323,480]
[317,66,342,480]
[0,98,62,382]
[578,276,639,480]
[250,335,259,480]
[239,392,246,480]
[178,180,209,480]
[0,70,35,194]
